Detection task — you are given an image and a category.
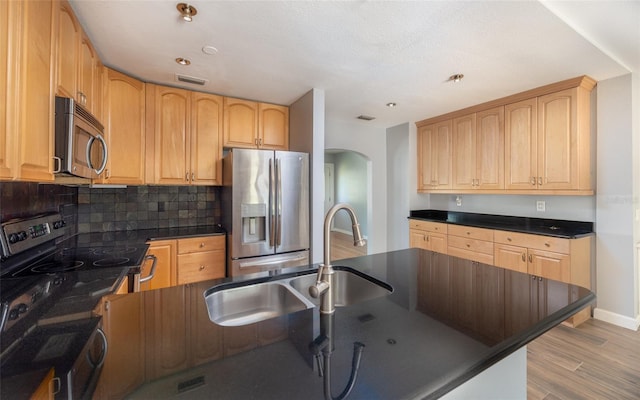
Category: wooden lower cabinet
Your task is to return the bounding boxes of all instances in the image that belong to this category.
[409,220,448,253]
[141,240,176,291]
[94,292,145,400]
[30,369,55,400]
[177,236,226,284]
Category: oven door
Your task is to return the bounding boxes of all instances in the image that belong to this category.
[66,320,107,400]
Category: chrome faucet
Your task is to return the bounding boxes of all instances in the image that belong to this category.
[309,203,366,314]
[308,203,367,400]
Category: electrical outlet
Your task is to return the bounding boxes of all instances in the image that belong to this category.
[536,200,545,212]
[456,196,462,207]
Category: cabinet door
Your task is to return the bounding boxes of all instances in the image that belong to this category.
[78,32,97,111]
[0,0,13,179]
[452,113,476,190]
[409,229,427,249]
[528,249,570,283]
[189,282,223,366]
[504,273,535,336]
[191,92,223,185]
[55,0,79,100]
[505,98,537,190]
[141,240,176,291]
[15,0,55,181]
[95,293,145,400]
[537,88,578,189]
[428,232,448,254]
[223,97,258,148]
[30,369,55,400]
[417,121,452,190]
[102,68,145,184]
[152,85,190,184]
[258,103,289,150]
[476,106,504,189]
[145,285,190,380]
[494,243,528,273]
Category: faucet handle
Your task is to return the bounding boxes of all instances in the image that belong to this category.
[309,280,330,298]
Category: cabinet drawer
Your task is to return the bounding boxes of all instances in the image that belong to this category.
[447,245,494,265]
[178,236,225,255]
[408,220,448,234]
[494,231,569,253]
[177,250,226,284]
[448,235,494,255]
[447,225,494,241]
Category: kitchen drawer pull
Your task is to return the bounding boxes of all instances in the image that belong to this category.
[200,242,205,248]
[199,265,205,270]
[530,177,536,186]
[466,231,471,235]
[528,254,533,263]
[538,177,543,185]
[521,253,526,262]
[544,242,550,247]
[466,244,470,248]
[507,237,512,242]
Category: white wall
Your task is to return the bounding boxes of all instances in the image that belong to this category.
[325,117,388,256]
[386,123,410,251]
[290,88,325,264]
[593,73,639,329]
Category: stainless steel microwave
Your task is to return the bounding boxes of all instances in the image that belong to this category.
[54,96,107,179]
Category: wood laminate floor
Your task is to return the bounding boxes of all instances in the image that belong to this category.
[527,318,640,399]
[329,231,368,262]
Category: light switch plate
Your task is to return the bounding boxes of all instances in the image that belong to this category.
[536,201,545,212]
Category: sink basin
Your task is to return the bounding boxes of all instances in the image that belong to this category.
[204,267,393,327]
[205,282,314,327]
[288,267,393,307]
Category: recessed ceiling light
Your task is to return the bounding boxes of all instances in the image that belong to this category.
[448,74,464,83]
[175,57,191,65]
[177,3,197,22]
[202,45,218,55]
[386,102,397,108]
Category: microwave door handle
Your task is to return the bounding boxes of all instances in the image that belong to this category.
[88,134,108,175]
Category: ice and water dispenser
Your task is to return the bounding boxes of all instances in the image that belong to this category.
[240,203,267,244]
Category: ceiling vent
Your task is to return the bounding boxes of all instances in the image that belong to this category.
[357,115,375,121]
[175,73,208,86]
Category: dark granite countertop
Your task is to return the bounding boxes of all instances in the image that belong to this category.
[0,248,594,399]
[72,224,226,247]
[410,210,593,238]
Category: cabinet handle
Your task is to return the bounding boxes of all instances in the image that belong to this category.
[255,138,259,146]
[532,275,537,280]
[426,236,429,242]
[200,242,205,248]
[531,177,536,186]
[544,242,550,247]
[507,237,512,242]
[139,254,158,283]
[466,244,470,248]
[466,231,471,235]
[528,254,533,263]
[51,377,61,395]
[185,172,189,182]
[538,276,543,281]
[538,177,543,185]
[259,138,263,146]
[191,172,195,181]
[521,253,526,262]
[106,169,110,179]
[199,265,205,270]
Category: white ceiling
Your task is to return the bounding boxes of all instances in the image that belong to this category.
[70,0,639,129]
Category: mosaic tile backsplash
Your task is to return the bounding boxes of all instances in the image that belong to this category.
[77,185,221,233]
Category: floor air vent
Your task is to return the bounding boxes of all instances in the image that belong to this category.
[175,73,208,86]
[177,376,205,393]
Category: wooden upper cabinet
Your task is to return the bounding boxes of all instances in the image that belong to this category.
[224,97,259,148]
[417,76,594,195]
[224,97,289,150]
[452,114,476,190]
[0,0,12,179]
[417,120,452,191]
[78,31,99,113]
[191,92,223,185]
[505,98,537,190]
[8,0,56,182]
[259,103,289,150]
[147,84,223,185]
[56,0,80,100]
[100,68,145,185]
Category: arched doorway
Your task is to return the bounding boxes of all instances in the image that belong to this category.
[324,149,370,262]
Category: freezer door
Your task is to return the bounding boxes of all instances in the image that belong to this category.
[275,151,309,254]
[230,149,275,258]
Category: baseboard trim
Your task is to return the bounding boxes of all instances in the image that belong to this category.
[593,307,640,331]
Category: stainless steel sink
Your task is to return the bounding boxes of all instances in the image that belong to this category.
[205,282,314,327]
[288,268,392,307]
[204,267,392,327]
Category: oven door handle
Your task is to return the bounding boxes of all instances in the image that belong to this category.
[139,254,157,284]
[95,327,108,368]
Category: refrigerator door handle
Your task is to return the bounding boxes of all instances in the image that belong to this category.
[276,158,283,246]
[269,158,276,248]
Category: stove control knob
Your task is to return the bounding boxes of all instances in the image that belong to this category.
[17,231,28,241]
[53,220,66,229]
[8,233,19,244]
[8,308,19,321]
[17,303,28,314]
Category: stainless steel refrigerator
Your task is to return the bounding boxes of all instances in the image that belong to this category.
[222,149,310,276]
